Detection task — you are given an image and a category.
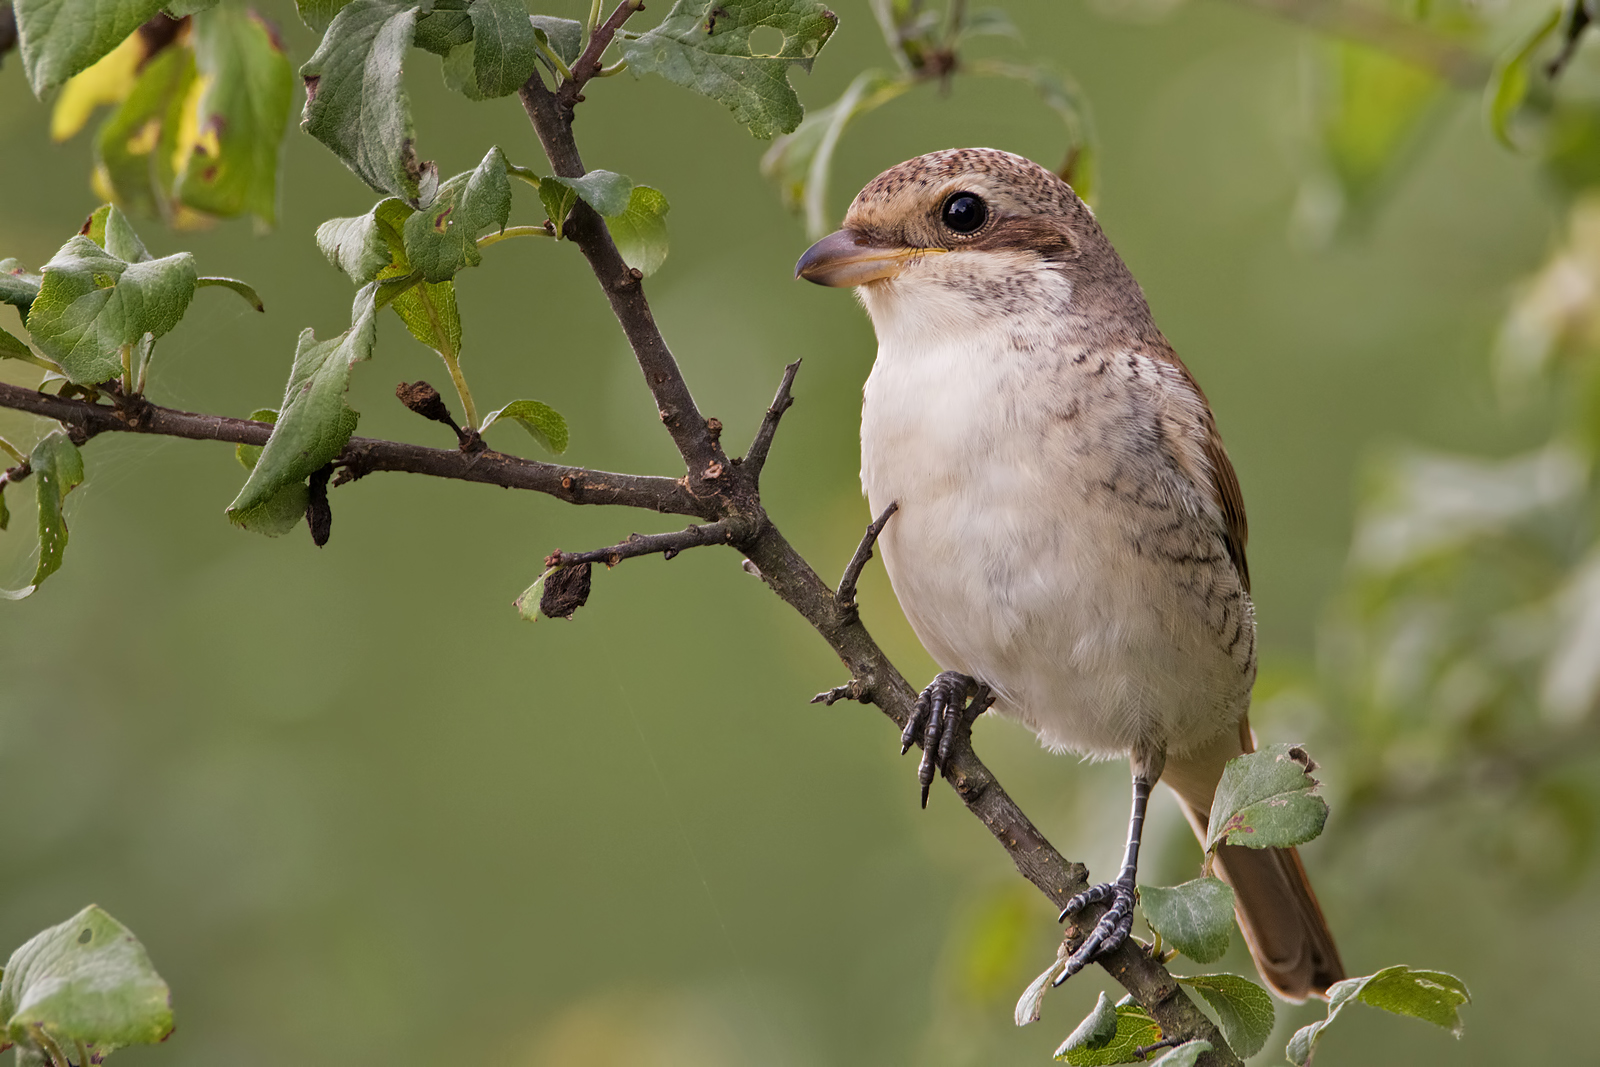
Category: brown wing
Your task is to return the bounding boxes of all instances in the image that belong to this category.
[1201,423,1250,593]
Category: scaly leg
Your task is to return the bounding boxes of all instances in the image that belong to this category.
[901,671,994,808]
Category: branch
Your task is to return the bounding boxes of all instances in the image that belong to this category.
[546,520,736,567]
[1228,0,1490,87]
[836,500,898,615]
[559,0,640,108]
[0,381,707,516]
[517,70,729,487]
[743,359,799,481]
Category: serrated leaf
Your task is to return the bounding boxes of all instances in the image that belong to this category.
[544,169,633,218]
[620,0,839,139]
[1287,966,1470,1065]
[174,4,294,225]
[295,0,353,33]
[26,235,197,384]
[461,0,537,97]
[401,145,511,281]
[0,430,84,600]
[235,407,277,469]
[0,905,173,1059]
[1147,1040,1209,1067]
[480,398,567,453]
[1057,992,1117,1052]
[0,327,35,360]
[383,264,460,356]
[1175,973,1273,1058]
[227,284,377,533]
[1054,1001,1162,1065]
[300,0,437,204]
[196,275,264,312]
[530,14,581,65]
[1485,9,1559,151]
[316,196,412,285]
[514,567,554,621]
[15,0,167,96]
[92,40,196,221]
[1205,743,1329,852]
[1,259,44,315]
[1139,876,1233,963]
[412,0,469,54]
[604,184,670,276]
[84,203,151,262]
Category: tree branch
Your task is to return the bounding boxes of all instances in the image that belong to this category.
[836,500,898,615]
[0,381,707,516]
[743,359,799,482]
[546,520,736,567]
[560,0,641,108]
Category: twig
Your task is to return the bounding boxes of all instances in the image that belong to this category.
[836,501,898,613]
[1136,1037,1184,1060]
[0,381,708,516]
[546,520,736,567]
[559,0,640,108]
[743,360,800,480]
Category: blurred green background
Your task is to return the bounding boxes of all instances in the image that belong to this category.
[1,1,1595,1063]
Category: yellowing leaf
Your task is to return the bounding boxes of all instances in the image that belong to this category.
[49,27,144,140]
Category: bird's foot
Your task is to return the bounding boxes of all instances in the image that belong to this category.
[1053,876,1138,986]
[901,671,995,808]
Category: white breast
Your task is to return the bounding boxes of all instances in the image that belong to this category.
[857,259,1252,760]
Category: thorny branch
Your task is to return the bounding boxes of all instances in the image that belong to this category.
[0,25,1241,1066]
[836,500,899,617]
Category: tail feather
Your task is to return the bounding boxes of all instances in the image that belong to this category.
[1164,721,1345,1001]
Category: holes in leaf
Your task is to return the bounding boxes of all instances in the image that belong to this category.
[749,26,785,57]
[78,927,92,944]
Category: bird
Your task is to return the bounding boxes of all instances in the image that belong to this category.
[795,147,1343,1001]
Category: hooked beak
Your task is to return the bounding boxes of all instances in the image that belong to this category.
[795,229,940,287]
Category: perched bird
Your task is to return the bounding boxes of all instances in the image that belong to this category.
[796,148,1343,1000]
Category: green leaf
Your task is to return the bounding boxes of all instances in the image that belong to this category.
[1139,876,1233,963]
[84,203,150,262]
[196,276,265,312]
[163,0,219,16]
[401,145,511,281]
[227,284,377,533]
[26,235,197,384]
[235,407,277,469]
[175,4,294,225]
[958,7,1019,41]
[544,169,633,218]
[412,0,469,54]
[460,0,538,97]
[14,0,167,96]
[299,0,438,204]
[1485,9,1560,151]
[604,184,670,276]
[539,178,577,239]
[1205,743,1329,852]
[1148,1041,1210,1067]
[0,326,35,360]
[295,0,353,33]
[1175,973,1273,1058]
[530,14,582,65]
[1014,958,1065,1026]
[1054,998,1162,1065]
[1057,992,1117,1053]
[315,196,412,285]
[514,567,554,621]
[384,266,460,356]
[0,259,44,315]
[480,399,567,453]
[0,430,84,600]
[619,0,839,139]
[1287,966,1470,1065]
[0,905,173,1058]
[92,41,196,220]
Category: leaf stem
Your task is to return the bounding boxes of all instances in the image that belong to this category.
[0,435,24,463]
[586,0,603,35]
[410,285,478,429]
[596,58,629,77]
[120,343,133,396]
[535,34,575,82]
[477,225,555,248]
[505,164,543,190]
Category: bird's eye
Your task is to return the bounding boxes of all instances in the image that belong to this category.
[940,192,988,234]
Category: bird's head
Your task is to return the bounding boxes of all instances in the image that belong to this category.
[796,148,1151,341]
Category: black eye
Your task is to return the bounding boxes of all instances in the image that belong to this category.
[941,192,988,234]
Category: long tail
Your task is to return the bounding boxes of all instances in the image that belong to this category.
[1163,720,1345,1002]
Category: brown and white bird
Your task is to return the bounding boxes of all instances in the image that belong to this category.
[796,148,1343,1001]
